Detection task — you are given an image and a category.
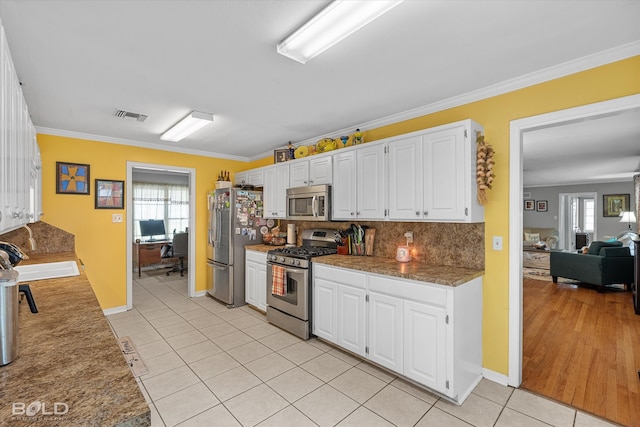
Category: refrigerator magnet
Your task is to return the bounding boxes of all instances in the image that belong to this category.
[235,227,241,234]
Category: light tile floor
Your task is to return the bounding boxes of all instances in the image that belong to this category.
[107,271,620,427]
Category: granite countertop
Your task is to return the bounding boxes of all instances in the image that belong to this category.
[312,255,483,287]
[245,244,280,253]
[0,252,150,426]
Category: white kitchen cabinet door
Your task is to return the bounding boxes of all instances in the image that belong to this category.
[368,291,403,372]
[235,171,248,187]
[289,161,309,188]
[262,166,276,217]
[263,165,288,219]
[332,151,357,219]
[256,260,267,311]
[274,163,289,218]
[337,284,367,357]
[308,156,332,185]
[245,250,267,311]
[423,126,466,220]
[247,168,264,187]
[356,144,386,219]
[403,300,448,394]
[387,135,423,220]
[313,277,338,344]
[245,257,258,307]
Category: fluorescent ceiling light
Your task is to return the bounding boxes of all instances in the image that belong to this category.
[161,111,213,142]
[277,0,403,64]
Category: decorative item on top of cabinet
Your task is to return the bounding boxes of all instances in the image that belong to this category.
[475,132,495,205]
[353,129,364,145]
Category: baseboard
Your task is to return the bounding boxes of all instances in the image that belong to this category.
[103,305,128,316]
[194,290,207,297]
[482,368,510,386]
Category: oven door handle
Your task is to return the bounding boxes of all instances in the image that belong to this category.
[268,263,306,275]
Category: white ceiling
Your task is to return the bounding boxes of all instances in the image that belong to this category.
[1,0,639,184]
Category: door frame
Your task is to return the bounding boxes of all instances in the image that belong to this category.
[558,192,598,250]
[125,161,197,310]
[508,93,640,386]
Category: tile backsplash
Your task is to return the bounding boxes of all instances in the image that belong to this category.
[282,220,484,270]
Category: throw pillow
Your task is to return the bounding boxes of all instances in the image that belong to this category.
[524,232,540,242]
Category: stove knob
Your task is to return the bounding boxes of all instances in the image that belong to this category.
[295,260,301,266]
[279,257,285,262]
[289,259,295,265]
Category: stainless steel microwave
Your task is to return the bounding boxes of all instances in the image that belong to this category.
[286,185,331,221]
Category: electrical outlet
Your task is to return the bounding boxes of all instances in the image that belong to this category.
[493,236,503,250]
[404,231,414,244]
[112,214,123,223]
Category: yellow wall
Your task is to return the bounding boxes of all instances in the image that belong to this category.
[37,56,639,377]
[37,135,249,309]
[247,56,640,375]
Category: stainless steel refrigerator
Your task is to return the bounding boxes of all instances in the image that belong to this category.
[207,187,264,307]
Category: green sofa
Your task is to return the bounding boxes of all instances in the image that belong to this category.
[550,241,634,290]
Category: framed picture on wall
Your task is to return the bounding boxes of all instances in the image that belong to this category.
[95,179,125,209]
[56,162,90,194]
[603,193,629,217]
[536,200,548,212]
[524,200,535,211]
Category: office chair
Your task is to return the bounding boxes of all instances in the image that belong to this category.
[166,232,188,277]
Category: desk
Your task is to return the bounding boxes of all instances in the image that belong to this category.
[133,240,171,277]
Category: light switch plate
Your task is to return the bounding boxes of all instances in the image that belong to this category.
[112,214,123,223]
[492,236,503,250]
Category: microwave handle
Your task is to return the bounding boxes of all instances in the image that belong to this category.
[312,195,318,217]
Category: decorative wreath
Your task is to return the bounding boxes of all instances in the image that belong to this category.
[476,132,495,205]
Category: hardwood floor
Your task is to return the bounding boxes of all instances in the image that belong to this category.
[522,277,640,426]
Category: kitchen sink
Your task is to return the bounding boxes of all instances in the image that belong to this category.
[14,261,80,282]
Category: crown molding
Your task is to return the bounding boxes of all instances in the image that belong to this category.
[35,127,250,162]
[251,41,640,161]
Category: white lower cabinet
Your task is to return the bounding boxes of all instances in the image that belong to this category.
[245,250,267,311]
[367,290,403,372]
[312,263,482,404]
[312,276,337,342]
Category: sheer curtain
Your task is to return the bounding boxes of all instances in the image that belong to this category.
[133,182,189,240]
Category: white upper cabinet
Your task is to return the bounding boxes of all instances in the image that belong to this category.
[387,119,484,222]
[263,164,289,218]
[387,135,423,220]
[247,168,264,187]
[332,142,385,220]
[331,151,357,219]
[289,155,332,188]
[423,125,466,220]
[0,23,40,233]
[234,171,248,186]
[242,119,483,224]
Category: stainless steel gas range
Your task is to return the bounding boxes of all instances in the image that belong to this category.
[266,229,339,339]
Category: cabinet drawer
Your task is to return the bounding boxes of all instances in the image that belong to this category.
[314,264,366,289]
[246,250,267,263]
[368,274,447,308]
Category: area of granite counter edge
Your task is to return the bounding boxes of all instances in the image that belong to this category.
[245,245,483,286]
[6,251,151,427]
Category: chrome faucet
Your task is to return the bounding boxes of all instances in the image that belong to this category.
[23,225,36,251]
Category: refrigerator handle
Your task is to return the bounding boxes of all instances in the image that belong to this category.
[312,195,318,217]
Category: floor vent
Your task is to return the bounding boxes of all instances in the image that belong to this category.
[113,109,148,122]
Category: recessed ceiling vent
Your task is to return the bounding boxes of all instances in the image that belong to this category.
[113,109,148,122]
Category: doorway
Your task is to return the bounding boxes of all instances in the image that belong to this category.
[508,93,640,387]
[125,161,196,310]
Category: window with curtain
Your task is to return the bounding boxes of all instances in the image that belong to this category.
[133,182,189,240]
